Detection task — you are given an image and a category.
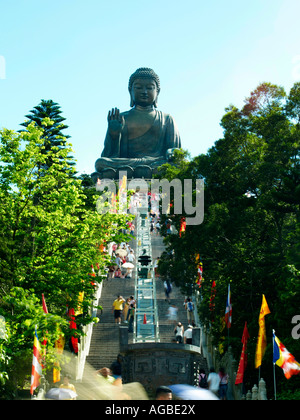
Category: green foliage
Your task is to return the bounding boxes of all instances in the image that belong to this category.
[0,317,10,388]
[0,122,132,397]
[277,388,300,401]
[156,82,300,398]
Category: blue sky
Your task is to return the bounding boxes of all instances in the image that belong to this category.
[1,0,300,174]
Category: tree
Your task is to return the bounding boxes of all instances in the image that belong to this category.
[0,287,68,399]
[155,82,300,398]
[0,122,132,397]
[20,99,75,172]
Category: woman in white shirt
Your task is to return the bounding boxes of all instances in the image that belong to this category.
[174,322,184,343]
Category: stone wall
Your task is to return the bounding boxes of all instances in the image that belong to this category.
[121,342,208,397]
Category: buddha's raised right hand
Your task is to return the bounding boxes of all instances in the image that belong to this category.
[107,108,125,138]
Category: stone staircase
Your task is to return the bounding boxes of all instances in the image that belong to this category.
[151,235,193,343]
[85,274,136,371]
[86,232,197,374]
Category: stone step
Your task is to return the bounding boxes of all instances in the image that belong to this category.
[85,226,206,383]
[85,238,137,375]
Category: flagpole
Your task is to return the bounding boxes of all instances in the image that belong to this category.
[31,325,37,400]
[227,325,230,350]
[273,363,277,400]
[225,283,231,350]
[272,329,277,400]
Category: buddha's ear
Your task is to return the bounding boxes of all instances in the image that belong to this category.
[130,97,135,107]
[154,89,159,108]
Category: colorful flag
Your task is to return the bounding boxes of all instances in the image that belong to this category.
[179,217,186,237]
[255,295,271,369]
[118,174,127,212]
[74,291,84,316]
[225,284,232,329]
[41,294,49,366]
[30,327,42,395]
[273,331,300,379]
[197,262,203,287]
[195,254,203,288]
[235,322,250,385]
[53,330,65,384]
[119,174,127,194]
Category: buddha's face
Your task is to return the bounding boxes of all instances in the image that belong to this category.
[131,78,158,107]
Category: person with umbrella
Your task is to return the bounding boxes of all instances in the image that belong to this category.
[45,386,77,400]
[122,262,134,278]
[169,384,218,400]
[57,375,77,400]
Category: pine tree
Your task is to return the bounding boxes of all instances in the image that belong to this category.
[20,99,75,173]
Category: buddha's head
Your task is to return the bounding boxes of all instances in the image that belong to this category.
[128,67,160,108]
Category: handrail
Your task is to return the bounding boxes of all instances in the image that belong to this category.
[133,201,160,343]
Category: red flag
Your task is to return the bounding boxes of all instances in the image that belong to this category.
[235,322,250,385]
[68,308,78,354]
[42,293,48,314]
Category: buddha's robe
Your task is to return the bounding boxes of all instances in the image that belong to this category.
[95,109,181,172]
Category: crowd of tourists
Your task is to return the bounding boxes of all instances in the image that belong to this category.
[95,200,230,401]
[106,242,136,279]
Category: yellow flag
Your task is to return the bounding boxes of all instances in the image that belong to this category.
[110,192,117,213]
[53,331,65,383]
[119,174,127,193]
[74,291,84,316]
[255,294,271,368]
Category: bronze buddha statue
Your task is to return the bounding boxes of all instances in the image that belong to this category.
[91,67,181,181]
